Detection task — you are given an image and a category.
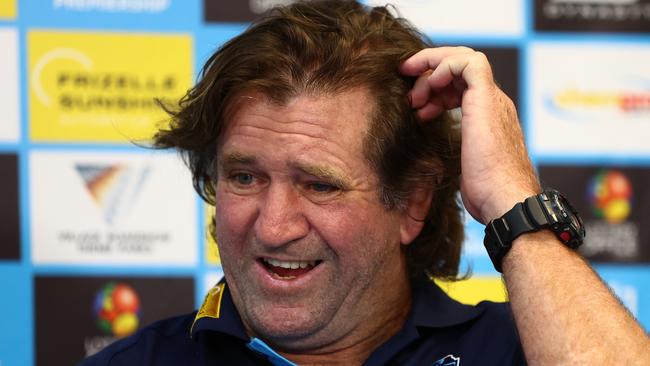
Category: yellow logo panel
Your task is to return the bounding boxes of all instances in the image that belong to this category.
[28,30,192,143]
[205,205,221,265]
[0,0,17,19]
[436,276,508,305]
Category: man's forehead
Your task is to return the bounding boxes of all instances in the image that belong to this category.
[222,87,376,129]
[218,87,375,153]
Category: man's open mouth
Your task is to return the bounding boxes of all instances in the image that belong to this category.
[260,258,322,280]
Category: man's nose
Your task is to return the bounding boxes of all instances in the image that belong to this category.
[254,183,309,247]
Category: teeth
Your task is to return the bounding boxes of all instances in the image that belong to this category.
[263,258,317,269]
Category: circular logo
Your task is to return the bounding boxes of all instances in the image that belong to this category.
[93,282,141,337]
[588,170,633,224]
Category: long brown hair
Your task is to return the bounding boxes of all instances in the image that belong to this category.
[155,0,464,281]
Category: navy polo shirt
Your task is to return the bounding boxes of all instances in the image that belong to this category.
[78,280,526,365]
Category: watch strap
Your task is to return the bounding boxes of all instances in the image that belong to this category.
[483,189,585,273]
[484,196,548,272]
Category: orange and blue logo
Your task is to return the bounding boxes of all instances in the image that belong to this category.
[76,163,150,225]
[93,282,141,337]
[551,89,650,112]
[588,170,633,224]
[544,88,650,121]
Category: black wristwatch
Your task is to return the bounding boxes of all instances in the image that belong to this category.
[483,189,586,273]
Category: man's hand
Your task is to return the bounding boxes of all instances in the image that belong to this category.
[399,47,539,224]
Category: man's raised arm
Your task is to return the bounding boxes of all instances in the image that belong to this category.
[400,47,650,364]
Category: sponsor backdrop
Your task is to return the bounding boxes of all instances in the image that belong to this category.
[34,276,194,366]
[0,0,647,364]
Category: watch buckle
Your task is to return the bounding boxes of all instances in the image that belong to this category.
[488,218,511,249]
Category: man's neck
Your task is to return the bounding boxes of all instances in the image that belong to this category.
[277,280,412,366]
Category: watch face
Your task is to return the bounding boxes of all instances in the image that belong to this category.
[548,190,586,247]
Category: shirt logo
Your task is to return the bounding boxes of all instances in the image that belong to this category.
[434,354,461,366]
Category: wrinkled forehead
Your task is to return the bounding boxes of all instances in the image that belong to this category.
[217,87,377,149]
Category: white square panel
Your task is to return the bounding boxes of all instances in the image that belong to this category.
[30,150,198,265]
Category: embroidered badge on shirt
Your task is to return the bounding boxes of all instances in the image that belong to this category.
[434,354,461,366]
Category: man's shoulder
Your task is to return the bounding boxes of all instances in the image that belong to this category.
[472,300,520,338]
[439,298,521,344]
[450,300,526,364]
[475,300,517,324]
[468,301,519,341]
[77,312,198,366]
[404,281,526,365]
[411,280,518,333]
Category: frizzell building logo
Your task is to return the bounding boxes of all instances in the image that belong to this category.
[538,166,650,263]
[535,0,650,33]
[28,31,191,143]
[75,163,150,225]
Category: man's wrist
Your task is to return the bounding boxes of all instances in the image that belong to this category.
[480,187,541,224]
[501,230,569,272]
[483,188,585,272]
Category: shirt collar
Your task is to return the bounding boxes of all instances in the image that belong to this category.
[410,279,485,329]
[189,279,484,340]
[190,282,248,341]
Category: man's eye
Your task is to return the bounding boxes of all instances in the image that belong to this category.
[231,173,254,185]
[308,182,339,193]
[224,172,265,195]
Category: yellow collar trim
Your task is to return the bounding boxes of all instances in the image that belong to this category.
[190,282,225,336]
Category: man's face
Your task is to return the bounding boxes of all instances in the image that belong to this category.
[214,88,411,350]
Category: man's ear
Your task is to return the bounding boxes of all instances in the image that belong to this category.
[400,186,433,245]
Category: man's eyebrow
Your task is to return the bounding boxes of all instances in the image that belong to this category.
[218,153,350,187]
[293,162,350,188]
[219,152,258,167]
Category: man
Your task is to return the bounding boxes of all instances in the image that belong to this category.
[80,1,650,365]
